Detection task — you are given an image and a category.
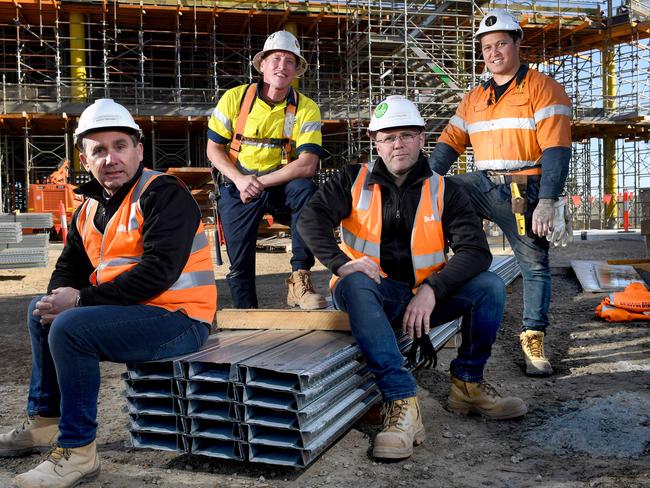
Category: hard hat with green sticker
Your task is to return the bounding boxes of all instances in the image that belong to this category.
[368,95,425,132]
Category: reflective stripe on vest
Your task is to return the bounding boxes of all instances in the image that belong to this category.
[595,302,650,322]
[334,163,446,290]
[75,170,217,324]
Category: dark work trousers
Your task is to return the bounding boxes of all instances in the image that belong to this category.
[218,177,317,308]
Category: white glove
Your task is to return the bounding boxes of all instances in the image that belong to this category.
[547,197,573,247]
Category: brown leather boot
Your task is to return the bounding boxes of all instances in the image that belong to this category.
[0,415,59,457]
[13,441,101,488]
[447,376,528,419]
[520,330,553,377]
[286,270,326,310]
[372,396,425,459]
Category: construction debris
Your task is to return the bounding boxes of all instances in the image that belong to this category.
[571,260,645,292]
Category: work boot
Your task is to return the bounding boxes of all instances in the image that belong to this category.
[13,441,100,488]
[520,330,553,377]
[286,270,326,310]
[0,415,59,457]
[372,396,425,459]
[447,376,528,419]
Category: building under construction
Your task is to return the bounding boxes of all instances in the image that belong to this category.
[0,0,648,229]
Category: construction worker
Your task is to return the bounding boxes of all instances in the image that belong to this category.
[428,9,573,377]
[0,99,217,488]
[207,30,326,310]
[298,95,527,461]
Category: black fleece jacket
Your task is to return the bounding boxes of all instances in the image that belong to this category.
[47,164,202,306]
[297,153,492,302]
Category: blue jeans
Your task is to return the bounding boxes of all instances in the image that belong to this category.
[333,271,505,401]
[219,177,317,308]
[450,171,550,332]
[26,297,209,448]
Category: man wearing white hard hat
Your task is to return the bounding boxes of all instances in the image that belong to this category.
[299,95,526,460]
[207,30,325,310]
[429,9,573,377]
[0,99,217,488]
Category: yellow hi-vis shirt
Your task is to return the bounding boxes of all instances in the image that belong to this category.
[207,82,323,173]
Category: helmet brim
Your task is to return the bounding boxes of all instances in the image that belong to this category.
[252,50,308,78]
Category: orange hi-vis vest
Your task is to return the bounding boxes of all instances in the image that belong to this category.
[595,282,650,322]
[76,170,217,324]
[332,162,447,291]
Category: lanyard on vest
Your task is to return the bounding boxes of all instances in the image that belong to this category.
[227,83,298,166]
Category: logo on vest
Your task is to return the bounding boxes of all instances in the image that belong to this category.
[117,224,128,233]
[423,214,436,223]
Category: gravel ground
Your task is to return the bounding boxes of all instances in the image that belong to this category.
[0,238,648,488]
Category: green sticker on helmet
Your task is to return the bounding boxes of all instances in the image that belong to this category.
[375,103,388,118]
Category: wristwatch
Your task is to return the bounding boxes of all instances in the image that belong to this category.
[75,294,82,307]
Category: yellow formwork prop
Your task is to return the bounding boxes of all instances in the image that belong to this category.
[69,12,87,102]
[602,43,617,228]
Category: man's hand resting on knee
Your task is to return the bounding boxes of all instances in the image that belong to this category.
[33,287,80,325]
[337,256,383,284]
[402,283,436,339]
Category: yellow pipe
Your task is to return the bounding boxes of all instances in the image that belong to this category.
[284,22,300,90]
[69,12,87,103]
[602,44,617,228]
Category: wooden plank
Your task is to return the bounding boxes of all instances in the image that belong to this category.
[216,309,350,331]
[607,259,650,265]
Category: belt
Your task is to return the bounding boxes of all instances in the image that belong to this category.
[485,168,542,186]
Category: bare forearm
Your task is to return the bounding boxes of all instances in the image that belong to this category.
[258,152,319,188]
[206,141,244,183]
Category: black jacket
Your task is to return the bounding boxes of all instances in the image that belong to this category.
[297,153,492,301]
[48,164,202,306]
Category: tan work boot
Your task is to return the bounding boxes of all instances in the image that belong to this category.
[520,330,553,377]
[286,270,326,310]
[0,415,59,457]
[447,376,528,419]
[372,396,426,459]
[13,441,100,488]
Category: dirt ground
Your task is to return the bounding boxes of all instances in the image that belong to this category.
[0,237,649,488]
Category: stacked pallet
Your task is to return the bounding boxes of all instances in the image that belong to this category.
[0,213,51,269]
[125,256,520,467]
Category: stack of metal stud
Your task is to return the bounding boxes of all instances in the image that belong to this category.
[0,213,51,269]
[125,256,520,467]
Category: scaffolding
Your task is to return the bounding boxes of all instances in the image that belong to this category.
[0,0,647,230]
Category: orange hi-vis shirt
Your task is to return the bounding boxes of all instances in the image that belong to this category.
[76,169,217,324]
[333,162,447,291]
[438,66,572,171]
[595,282,650,322]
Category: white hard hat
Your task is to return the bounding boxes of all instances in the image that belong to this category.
[74,99,141,144]
[368,95,425,133]
[475,9,524,40]
[252,31,308,78]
